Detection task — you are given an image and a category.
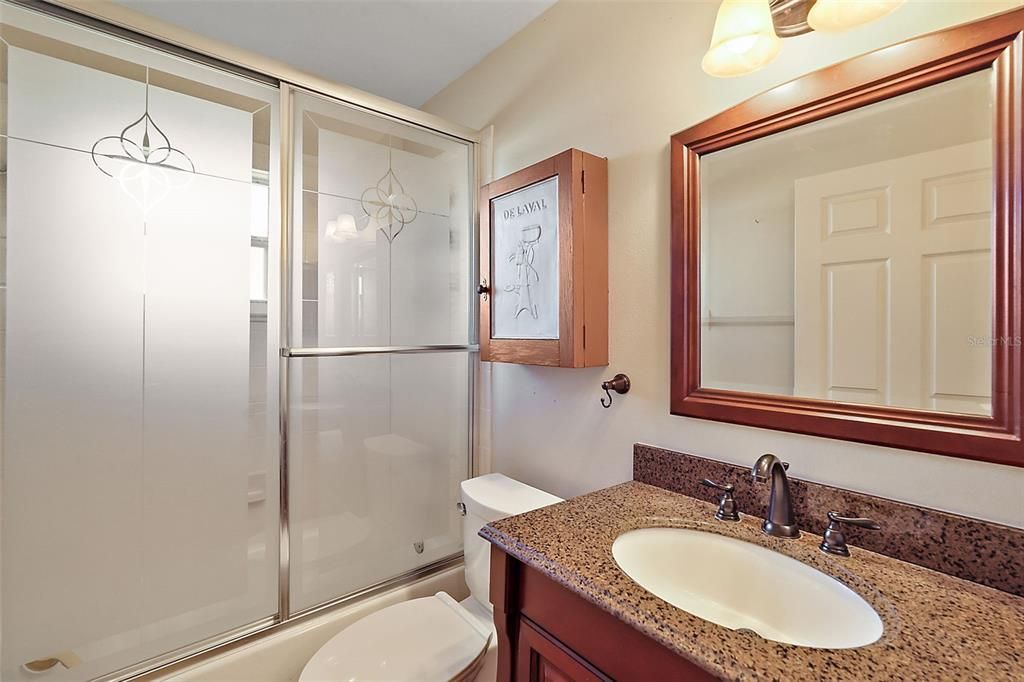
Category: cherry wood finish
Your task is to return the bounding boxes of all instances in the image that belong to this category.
[670,8,1024,468]
[490,546,719,682]
[516,620,608,682]
[480,149,609,367]
[491,544,519,681]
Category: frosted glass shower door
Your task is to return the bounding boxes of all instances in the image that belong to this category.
[287,352,469,610]
[0,4,281,680]
[286,90,474,615]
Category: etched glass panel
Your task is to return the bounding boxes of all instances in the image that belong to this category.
[290,91,473,348]
[287,352,469,613]
[0,4,280,678]
[490,177,559,339]
[286,89,473,615]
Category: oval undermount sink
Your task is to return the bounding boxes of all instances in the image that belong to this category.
[612,527,883,649]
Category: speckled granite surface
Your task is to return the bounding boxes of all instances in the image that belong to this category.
[482,482,1024,682]
[634,443,1024,597]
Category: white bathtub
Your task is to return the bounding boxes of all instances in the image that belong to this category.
[150,565,472,682]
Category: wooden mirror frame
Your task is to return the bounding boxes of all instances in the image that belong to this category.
[670,8,1024,468]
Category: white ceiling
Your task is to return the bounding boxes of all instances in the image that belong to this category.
[113,0,555,107]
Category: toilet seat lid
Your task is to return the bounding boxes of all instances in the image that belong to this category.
[299,592,492,682]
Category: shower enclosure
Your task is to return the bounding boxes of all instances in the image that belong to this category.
[0,3,476,680]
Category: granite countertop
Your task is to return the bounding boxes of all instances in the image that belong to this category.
[481,481,1024,681]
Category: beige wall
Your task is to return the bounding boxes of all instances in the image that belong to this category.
[425,0,1024,528]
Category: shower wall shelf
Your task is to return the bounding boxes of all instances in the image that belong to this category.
[478,148,608,367]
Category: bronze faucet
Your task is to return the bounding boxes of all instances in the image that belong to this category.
[752,454,800,538]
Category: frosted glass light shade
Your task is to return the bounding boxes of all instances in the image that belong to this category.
[807,0,904,32]
[702,0,782,78]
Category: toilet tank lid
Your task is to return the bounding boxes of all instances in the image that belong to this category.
[460,473,562,521]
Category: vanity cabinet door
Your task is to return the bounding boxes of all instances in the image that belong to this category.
[516,618,609,682]
[492,546,718,682]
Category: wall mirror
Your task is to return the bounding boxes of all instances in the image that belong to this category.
[670,9,1024,467]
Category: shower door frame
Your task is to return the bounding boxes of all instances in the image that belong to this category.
[2,2,481,680]
[277,83,481,622]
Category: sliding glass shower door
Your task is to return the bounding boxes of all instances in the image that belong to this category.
[284,89,474,615]
[0,3,281,679]
[0,3,476,679]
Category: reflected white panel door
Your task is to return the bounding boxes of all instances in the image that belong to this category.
[794,140,992,414]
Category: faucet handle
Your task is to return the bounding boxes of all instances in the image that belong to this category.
[820,511,880,556]
[827,511,880,529]
[700,479,739,522]
[700,478,734,493]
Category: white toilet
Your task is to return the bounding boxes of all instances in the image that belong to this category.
[299,473,562,682]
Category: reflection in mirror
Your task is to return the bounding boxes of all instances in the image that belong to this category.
[700,69,993,416]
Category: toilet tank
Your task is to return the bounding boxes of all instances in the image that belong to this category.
[459,474,562,610]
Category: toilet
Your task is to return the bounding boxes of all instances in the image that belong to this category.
[299,473,562,682]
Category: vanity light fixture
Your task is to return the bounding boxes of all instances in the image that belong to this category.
[702,0,905,78]
[807,0,905,32]
[91,67,196,214]
[702,0,782,78]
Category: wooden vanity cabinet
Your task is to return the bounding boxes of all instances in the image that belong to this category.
[490,546,718,682]
[517,619,607,682]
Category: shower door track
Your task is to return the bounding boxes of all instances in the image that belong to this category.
[26,0,480,144]
[2,2,483,681]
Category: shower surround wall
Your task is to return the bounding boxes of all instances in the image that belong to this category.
[0,3,475,680]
